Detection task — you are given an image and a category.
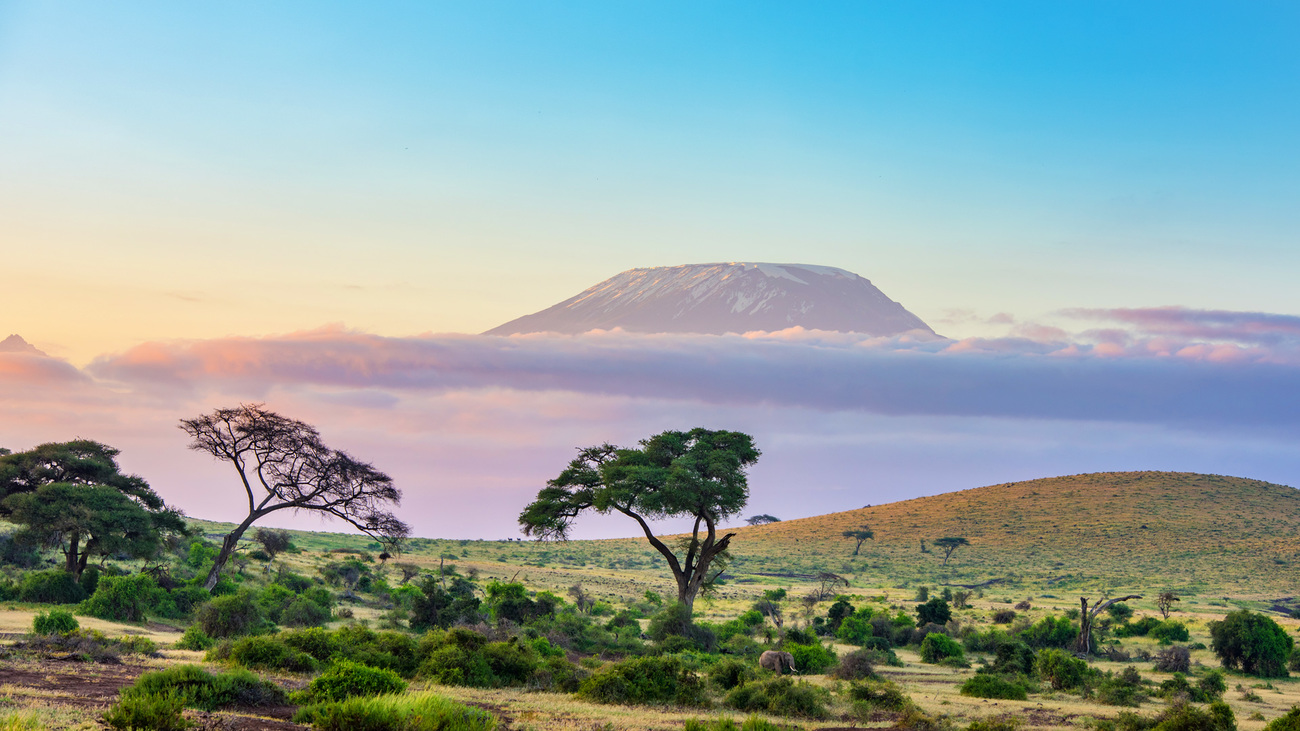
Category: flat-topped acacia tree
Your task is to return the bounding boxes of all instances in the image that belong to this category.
[180,404,409,591]
[519,428,760,615]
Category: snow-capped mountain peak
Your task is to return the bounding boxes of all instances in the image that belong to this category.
[485,263,934,336]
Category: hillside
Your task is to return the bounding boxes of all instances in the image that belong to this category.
[188,471,1300,603]
[723,471,1300,596]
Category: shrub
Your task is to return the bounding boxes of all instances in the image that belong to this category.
[118,634,160,655]
[175,625,216,651]
[1115,616,1163,638]
[920,633,965,664]
[292,690,497,731]
[80,574,159,622]
[992,610,1017,624]
[725,677,830,718]
[195,591,263,638]
[785,642,837,675]
[829,649,880,681]
[226,635,318,672]
[847,678,912,712]
[916,598,952,626]
[684,718,804,731]
[1021,616,1076,649]
[968,715,1024,731]
[1264,707,1300,731]
[709,657,758,690]
[80,566,101,597]
[1209,611,1293,678]
[1096,666,1145,707]
[990,641,1036,676]
[125,664,286,710]
[1036,648,1090,690]
[18,570,86,605]
[32,608,79,635]
[1150,621,1190,645]
[648,602,716,651]
[961,674,1028,700]
[103,691,191,731]
[300,659,407,703]
[1108,604,1136,622]
[282,597,331,627]
[1153,646,1191,673]
[577,655,707,706]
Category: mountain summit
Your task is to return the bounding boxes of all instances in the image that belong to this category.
[0,334,46,356]
[486,263,935,337]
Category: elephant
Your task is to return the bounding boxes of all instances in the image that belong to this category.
[759,650,798,674]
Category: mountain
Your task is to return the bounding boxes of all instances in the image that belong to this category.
[725,471,1300,595]
[0,334,46,356]
[485,263,935,336]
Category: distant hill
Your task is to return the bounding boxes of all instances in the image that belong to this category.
[485,262,935,336]
[723,471,1300,596]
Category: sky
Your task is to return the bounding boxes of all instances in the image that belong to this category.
[1,2,1298,539]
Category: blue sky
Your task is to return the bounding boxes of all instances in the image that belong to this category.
[2,2,1298,536]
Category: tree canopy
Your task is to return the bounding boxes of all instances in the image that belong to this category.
[933,536,970,566]
[180,404,410,591]
[842,525,874,555]
[0,440,187,578]
[518,428,759,613]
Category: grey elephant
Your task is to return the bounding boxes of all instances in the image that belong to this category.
[759,650,798,674]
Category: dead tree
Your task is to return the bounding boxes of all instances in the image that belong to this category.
[1075,594,1141,655]
[814,571,850,601]
[181,404,409,591]
[1156,591,1180,619]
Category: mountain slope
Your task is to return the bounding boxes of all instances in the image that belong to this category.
[724,472,1300,595]
[486,263,935,336]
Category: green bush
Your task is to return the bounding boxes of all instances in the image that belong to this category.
[175,625,216,651]
[281,597,331,627]
[847,679,912,712]
[103,690,192,731]
[80,574,159,622]
[1150,621,1190,645]
[725,677,829,718]
[1264,707,1300,731]
[785,642,837,675]
[18,570,86,605]
[648,601,716,651]
[920,633,965,664]
[1209,610,1293,678]
[300,660,407,703]
[194,591,264,638]
[124,664,286,711]
[32,608,79,635]
[960,675,1028,700]
[1021,616,1077,649]
[1036,648,1090,690]
[968,715,1023,731]
[709,657,759,690]
[990,641,1037,675]
[915,598,952,626]
[292,690,497,731]
[577,655,708,707]
[1096,666,1145,707]
[1115,616,1163,638]
[225,635,318,672]
[80,566,101,597]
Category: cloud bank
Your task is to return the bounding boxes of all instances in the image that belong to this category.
[2,307,1297,538]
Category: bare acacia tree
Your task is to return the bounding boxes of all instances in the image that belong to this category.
[181,404,410,591]
[1074,594,1142,655]
[1156,591,1180,619]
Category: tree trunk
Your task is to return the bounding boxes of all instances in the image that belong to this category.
[63,530,82,579]
[204,516,259,591]
[1074,595,1141,655]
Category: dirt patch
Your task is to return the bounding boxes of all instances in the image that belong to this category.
[0,658,147,708]
[187,709,308,730]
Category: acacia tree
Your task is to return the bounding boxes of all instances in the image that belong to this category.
[0,440,187,578]
[518,428,759,615]
[842,525,874,556]
[180,404,410,591]
[253,528,292,572]
[933,536,970,566]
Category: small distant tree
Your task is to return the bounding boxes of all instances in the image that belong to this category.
[813,571,849,601]
[568,583,593,613]
[933,536,969,566]
[916,597,952,626]
[1209,610,1293,677]
[180,404,409,591]
[394,562,422,585]
[842,526,874,556]
[253,528,292,572]
[1156,591,1180,619]
[746,514,781,526]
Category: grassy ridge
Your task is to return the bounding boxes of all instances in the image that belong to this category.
[723,471,1300,595]
[187,471,1300,599]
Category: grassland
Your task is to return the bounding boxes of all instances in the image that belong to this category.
[5,470,1292,730]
